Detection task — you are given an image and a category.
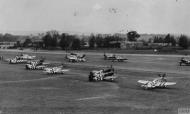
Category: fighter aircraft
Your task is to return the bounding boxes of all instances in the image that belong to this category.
[104,53,127,62]
[88,66,117,82]
[137,74,176,89]
[43,65,69,74]
[179,57,190,66]
[8,57,28,64]
[25,59,49,70]
[7,54,36,64]
[18,54,36,60]
[65,53,86,62]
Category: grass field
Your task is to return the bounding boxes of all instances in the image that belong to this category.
[0,50,190,114]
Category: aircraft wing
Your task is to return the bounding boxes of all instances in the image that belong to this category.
[43,62,50,65]
[137,80,149,84]
[44,67,52,71]
[43,69,51,73]
[103,76,117,80]
[117,58,128,61]
[68,57,77,60]
[61,69,69,72]
[164,82,176,86]
[5,59,10,62]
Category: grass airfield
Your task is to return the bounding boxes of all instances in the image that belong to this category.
[0,50,190,114]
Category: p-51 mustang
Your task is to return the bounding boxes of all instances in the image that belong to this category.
[89,66,117,82]
[43,65,69,74]
[25,59,49,70]
[179,57,190,66]
[104,53,127,62]
[65,53,86,62]
[8,54,36,64]
[138,74,176,89]
[19,54,36,60]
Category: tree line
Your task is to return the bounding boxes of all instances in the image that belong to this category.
[0,33,21,42]
[42,31,83,50]
[0,30,190,50]
[41,30,140,50]
[152,34,190,49]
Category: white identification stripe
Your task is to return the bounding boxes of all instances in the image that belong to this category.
[76,94,113,101]
[17,60,24,62]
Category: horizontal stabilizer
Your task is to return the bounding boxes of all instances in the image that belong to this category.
[138,80,149,84]
[104,76,117,80]
[164,82,176,86]
[61,69,70,72]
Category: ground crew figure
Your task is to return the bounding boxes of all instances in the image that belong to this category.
[0,56,3,60]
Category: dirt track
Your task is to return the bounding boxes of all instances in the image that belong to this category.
[0,50,190,114]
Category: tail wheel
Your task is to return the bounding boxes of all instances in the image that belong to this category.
[25,65,29,70]
[179,62,182,66]
[89,75,94,82]
[89,76,92,81]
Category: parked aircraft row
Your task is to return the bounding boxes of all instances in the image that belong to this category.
[3,52,188,90]
[5,53,36,64]
[3,53,69,74]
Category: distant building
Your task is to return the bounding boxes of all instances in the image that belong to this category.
[32,39,44,48]
[0,42,17,49]
[120,41,144,49]
[148,43,171,48]
[82,41,89,48]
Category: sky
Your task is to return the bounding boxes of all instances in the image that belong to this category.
[0,0,190,35]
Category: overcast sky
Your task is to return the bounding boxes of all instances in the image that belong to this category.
[0,0,189,35]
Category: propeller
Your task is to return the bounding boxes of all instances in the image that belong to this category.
[158,73,166,78]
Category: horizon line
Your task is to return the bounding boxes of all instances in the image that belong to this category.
[0,30,188,36]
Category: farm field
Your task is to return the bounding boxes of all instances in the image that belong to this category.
[0,50,190,114]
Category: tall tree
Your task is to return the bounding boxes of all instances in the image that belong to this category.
[80,38,86,48]
[16,41,21,47]
[59,33,74,50]
[23,38,32,47]
[170,36,176,46]
[127,31,140,41]
[178,35,189,49]
[95,34,104,48]
[71,38,81,50]
[59,33,67,49]
[89,34,96,48]
[42,30,59,48]
[42,33,52,48]
[164,34,171,44]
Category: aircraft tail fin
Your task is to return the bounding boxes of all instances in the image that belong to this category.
[158,73,166,77]
[81,54,86,58]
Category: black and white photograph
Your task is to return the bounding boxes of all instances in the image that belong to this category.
[0,0,190,114]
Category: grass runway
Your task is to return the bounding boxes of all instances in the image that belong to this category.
[0,50,190,114]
